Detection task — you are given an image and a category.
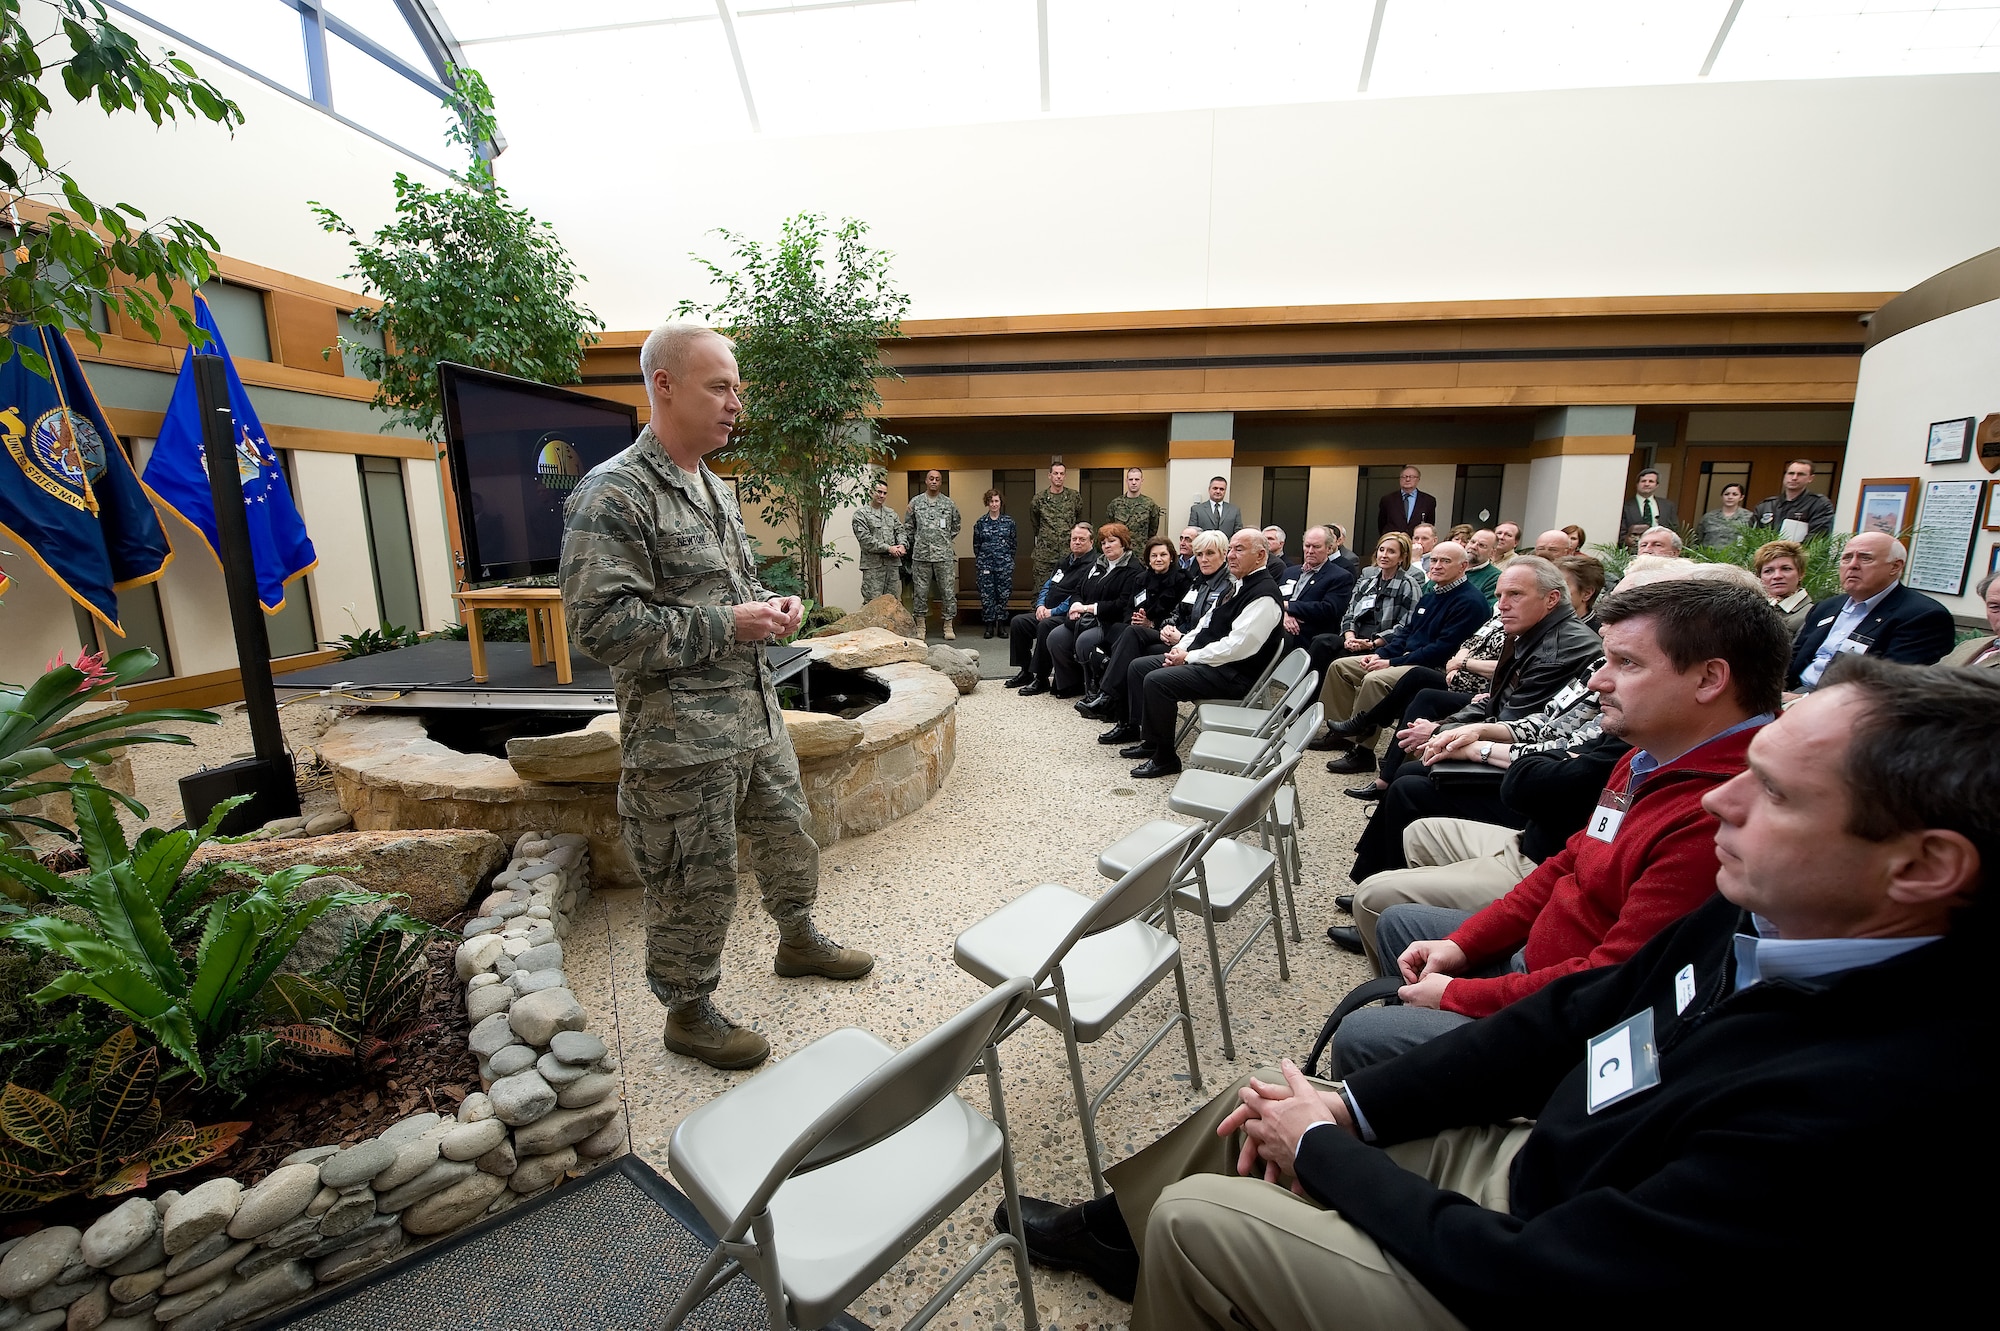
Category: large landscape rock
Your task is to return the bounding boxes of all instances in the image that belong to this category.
[808,593,917,640]
[781,709,863,760]
[505,712,620,784]
[926,643,980,694]
[804,626,929,671]
[187,829,505,924]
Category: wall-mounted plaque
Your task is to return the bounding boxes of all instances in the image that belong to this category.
[1979,414,2000,474]
[1908,479,1983,596]
[1927,417,1974,465]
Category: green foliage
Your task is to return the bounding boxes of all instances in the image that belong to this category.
[333,623,421,659]
[0,0,243,375]
[0,776,391,1099]
[0,646,216,864]
[318,912,437,1072]
[310,64,600,441]
[677,213,911,605]
[0,1026,248,1212]
[1595,525,1850,603]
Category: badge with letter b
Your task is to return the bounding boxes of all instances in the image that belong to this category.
[1586,789,1631,843]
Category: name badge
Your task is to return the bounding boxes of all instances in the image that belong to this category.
[1281,580,1296,596]
[1552,679,1588,709]
[1050,571,1064,583]
[939,518,948,529]
[1674,964,1696,1015]
[1586,1008,1659,1114]
[1181,589,1197,604]
[1134,590,1147,606]
[1834,632,1874,657]
[1416,606,1428,616]
[1353,594,1377,613]
[1585,789,1631,843]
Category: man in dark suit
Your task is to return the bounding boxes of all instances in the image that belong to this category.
[1279,525,1355,655]
[1787,530,1956,693]
[1326,522,1361,576]
[1619,466,1679,533]
[1188,476,1243,536]
[1376,465,1437,539]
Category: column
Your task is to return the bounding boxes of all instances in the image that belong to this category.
[1168,411,1234,536]
[1522,406,1636,550]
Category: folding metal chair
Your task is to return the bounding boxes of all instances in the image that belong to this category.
[954,827,1203,1196]
[666,978,1039,1331]
[1191,648,1311,738]
[1096,758,1301,1062]
[1186,676,1319,775]
[1173,646,1293,747]
[1170,706,1321,945]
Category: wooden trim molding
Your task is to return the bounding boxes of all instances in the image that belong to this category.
[119,649,343,709]
[1168,439,1235,459]
[1528,434,1637,459]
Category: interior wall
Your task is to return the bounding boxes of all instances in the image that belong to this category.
[1839,297,2000,621]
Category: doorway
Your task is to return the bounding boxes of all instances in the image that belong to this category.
[1453,464,1505,532]
[1357,465,1408,551]
[992,468,1039,597]
[1260,466,1309,562]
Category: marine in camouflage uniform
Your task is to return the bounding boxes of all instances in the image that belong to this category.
[1106,491,1164,545]
[904,483,961,629]
[850,483,906,604]
[1030,479,1085,588]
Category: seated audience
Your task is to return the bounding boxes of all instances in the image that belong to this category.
[1045,523,1139,697]
[1003,523,1096,690]
[1531,527,1577,558]
[1448,522,1475,546]
[1560,522,1588,552]
[1076,535,1195,718]
[1409,523,1437,560]
[1110,529,1284,779]
[1943,571,2000,669]
[1620,521,1649,553]
[1175,525,1199,571]
[1325,521,1360,575]
[993,602,1992,1331]
[1330,556,1603,795]
[1313,543,1489,768]
[1303,532,1422,686]
[1276,524,1354,656]
[1312,606,1507,757]
[1086,532,1226,725]
[1491,520,1521,566]
[1462,529,1500,605]
[1260,525,1288,574]
[1752,538,1814,639]
[1693,480,1752,546]
[1636,525,1682,557]
[1555,551,1605,627]
[1787,530,1957,693]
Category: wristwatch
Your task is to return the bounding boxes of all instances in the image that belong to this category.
[1478,741,1494,764]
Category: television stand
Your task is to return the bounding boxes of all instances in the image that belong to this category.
[453,586,573,685]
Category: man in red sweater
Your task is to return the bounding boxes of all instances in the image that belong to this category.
[1329,578,1789,1074]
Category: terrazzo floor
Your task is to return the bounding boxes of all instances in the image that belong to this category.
[564,678,1382,1331]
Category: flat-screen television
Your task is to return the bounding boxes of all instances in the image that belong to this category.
[439,363,640,582]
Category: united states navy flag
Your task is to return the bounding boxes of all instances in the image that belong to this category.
[0,324,174,634]
[143,293,316,612]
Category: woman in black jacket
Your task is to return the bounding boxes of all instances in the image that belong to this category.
[1080,531,1222,720]
[1047,523,1139,697]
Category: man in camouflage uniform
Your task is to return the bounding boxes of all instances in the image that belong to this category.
[1105,466,1163,545]
[561,323,872,1072]
[904,468,962,639]
[850,476,906,604]
[1030,461,1085,588]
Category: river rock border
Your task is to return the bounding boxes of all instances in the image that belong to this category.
[0,833,624,1331]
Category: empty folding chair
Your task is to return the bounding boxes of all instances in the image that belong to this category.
[1173,646,1293,747]
[1096,758,1301,1062]
[1187,677,1318,776]
[1170,705,1320,945]
[665,978,1040,1331]
[954,827,1203,1196]
[1191,648,1311,738]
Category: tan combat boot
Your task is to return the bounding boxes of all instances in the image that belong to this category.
[775,925,876,980]
[942,620,956,640]
[663,997,770,1070]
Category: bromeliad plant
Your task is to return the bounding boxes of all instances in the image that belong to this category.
[0,778,390,1100]
[0,1026,248,1213]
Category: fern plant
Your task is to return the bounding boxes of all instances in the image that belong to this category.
[318,914,438,1072]
[0,1026,248,1213]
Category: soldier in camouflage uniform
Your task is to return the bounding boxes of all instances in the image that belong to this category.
[850,476,906,604]
[904,469,962,638]
[1029,462,1085,588]
[1105,466,1164,544]
[561,324,872,1071]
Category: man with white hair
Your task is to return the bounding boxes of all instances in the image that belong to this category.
[1786,530,1955,692]
[1636,525,1682,558]
[1261,525,1288,574]
[562,324,872,1071]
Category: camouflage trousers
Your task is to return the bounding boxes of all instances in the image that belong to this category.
[858,560,901,604]
[976,564,1013,625]
[910,559,957,622]
[619,741,820,1010]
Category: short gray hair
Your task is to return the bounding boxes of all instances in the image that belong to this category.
[1502,554,1567,598]
[1641,525,1684,553]
[1682,562,1763,593]
[639,322,730,384]
[1192,529,1229,557]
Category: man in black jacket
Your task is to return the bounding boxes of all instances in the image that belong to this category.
[1003,523,1096,689]
[1277,524,1354,655]
[1786,529,1956,692]
[1000,656,1994,1326]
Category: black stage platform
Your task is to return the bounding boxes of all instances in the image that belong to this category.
[275,639,812,712]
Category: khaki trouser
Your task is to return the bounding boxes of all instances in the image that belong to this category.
[1321,660,1414,746]
[1112,1071,1530,1331]
[1353,818,1535,965]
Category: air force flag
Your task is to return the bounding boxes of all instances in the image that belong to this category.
[0,324,173,633]
[143,292,316,612]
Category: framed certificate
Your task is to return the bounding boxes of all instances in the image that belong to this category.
[1853,478,1917,536]
[1908,479,1983,596]
[1987,479,2000,532]
[1927,417,1974,465]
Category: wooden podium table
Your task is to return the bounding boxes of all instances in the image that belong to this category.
[452,587,573,685]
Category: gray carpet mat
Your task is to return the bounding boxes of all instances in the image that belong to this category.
[254,1155,868,1331]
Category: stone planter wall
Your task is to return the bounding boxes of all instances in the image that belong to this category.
[0,834,625,1331]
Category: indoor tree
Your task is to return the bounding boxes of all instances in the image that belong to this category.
[677,213,910,607]
[0,0,242,376]
[311,65,601,442]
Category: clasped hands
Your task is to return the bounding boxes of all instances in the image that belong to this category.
[1217,1059,1351,1191]
[733,595,804,642]
[1395,937,1465,1009]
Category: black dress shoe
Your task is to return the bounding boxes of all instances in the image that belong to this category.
[1118,742,1155,760]
[1052,684,1084,700]
[1003,670,1032,688]
[1099,722,1140,745]
[992,1198,1138,1303]
[1330,713,1379,739]
[1326,924,1365,954]
[1018,680,1051,697]
[1343,780,1385,802]
[1335,893,1355,913]
[1304,727,1351,752]
[1324,747,1377,775]
[1131,757,1182,779]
